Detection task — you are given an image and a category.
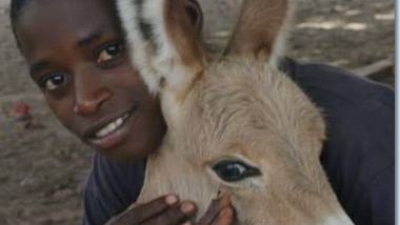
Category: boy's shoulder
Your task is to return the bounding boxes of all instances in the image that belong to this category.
[282,58,394,224]
[282,58,394,109]
[83,155,146,225]
[282,57,394,182]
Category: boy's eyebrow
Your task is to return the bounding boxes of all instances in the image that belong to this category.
[30,60,50,75]
[77,29,105,47]
[30,29,107,75]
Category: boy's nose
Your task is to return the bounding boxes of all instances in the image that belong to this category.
[73,94,110,116]
[73,69,112,116]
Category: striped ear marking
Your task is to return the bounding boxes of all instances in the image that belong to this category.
[117,0,205,99]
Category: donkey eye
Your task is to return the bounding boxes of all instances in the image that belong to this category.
[212,160,261,182]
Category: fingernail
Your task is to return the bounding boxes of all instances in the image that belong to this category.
[219,194,232,207]
[221,207,233,217]
[181,202,195,214]
[165,194,178,205]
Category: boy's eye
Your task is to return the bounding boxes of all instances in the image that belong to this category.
[97,43,122,63]
[42,73,67,91]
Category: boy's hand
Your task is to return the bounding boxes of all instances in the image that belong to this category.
[105,194,197,225]
[195,193,235,225]
[105,193,235,225]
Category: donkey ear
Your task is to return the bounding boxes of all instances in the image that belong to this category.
[224,0,292,66]
[117,0,205,99]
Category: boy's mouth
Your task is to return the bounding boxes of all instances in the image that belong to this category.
[83,106,137,149]
[93,113,130,138]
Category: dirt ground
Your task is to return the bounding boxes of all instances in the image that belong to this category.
[0,0,394,224]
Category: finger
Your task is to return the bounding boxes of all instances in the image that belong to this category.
[112,194,180,225]
[197,198,220,224]
[198,193,231,225]
[143,201,197,225]
[218,194,231,208]
[211,207,234,225]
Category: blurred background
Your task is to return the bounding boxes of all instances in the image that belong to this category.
[0,0,394,224]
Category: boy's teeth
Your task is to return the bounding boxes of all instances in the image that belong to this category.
[95,115,126,138]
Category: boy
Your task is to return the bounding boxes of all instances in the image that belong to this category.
[9,0,394,224]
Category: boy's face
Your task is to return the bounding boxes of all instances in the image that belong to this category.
[15,0,166,161]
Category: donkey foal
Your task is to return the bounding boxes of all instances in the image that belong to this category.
[115,0,355,224]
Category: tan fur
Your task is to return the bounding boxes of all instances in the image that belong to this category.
[163,0,206,102]
[224,0,291,59]
[116,0,354,224]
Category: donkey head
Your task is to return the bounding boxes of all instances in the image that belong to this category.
[117,0,354,224]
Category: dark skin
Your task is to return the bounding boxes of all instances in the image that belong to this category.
[15,0,234,224]
[17,0,165,162]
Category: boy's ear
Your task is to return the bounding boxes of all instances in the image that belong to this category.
[117,0,205,99]
[224,0,292,66]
